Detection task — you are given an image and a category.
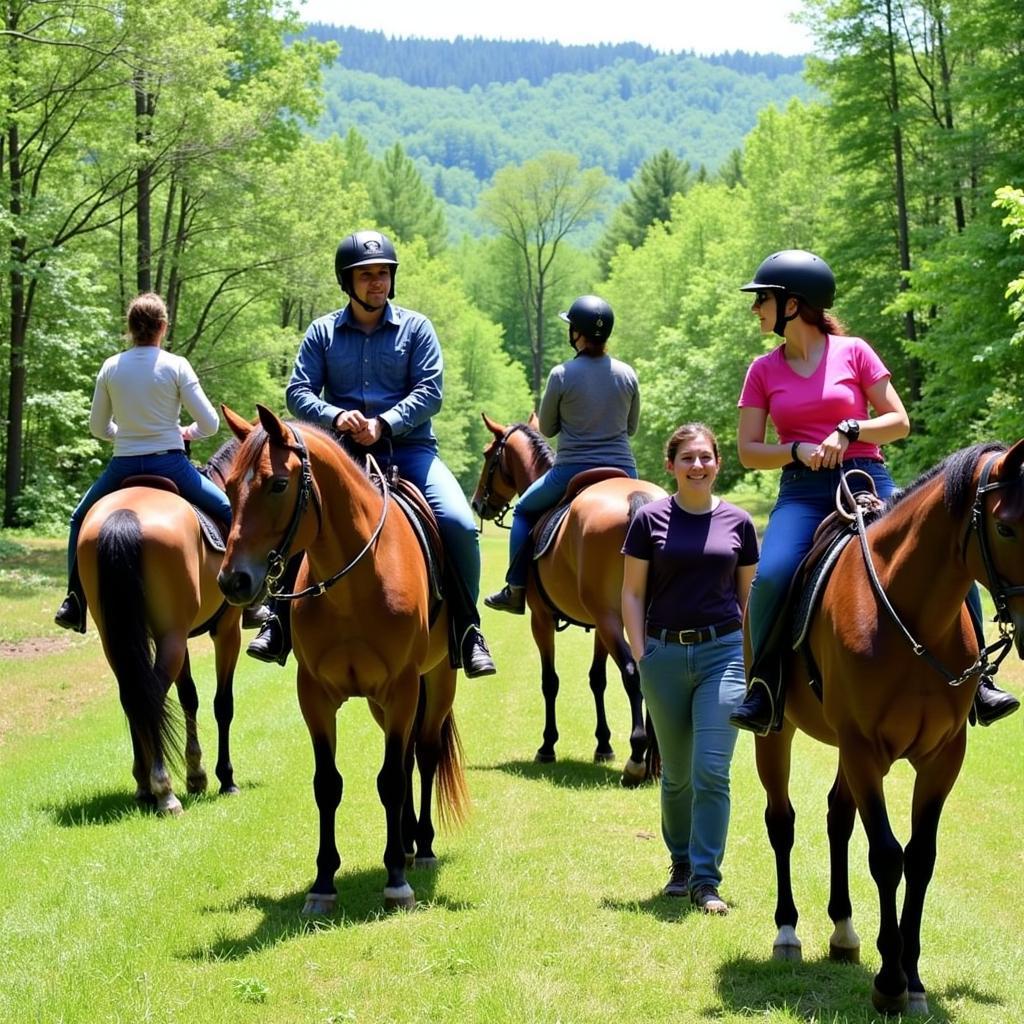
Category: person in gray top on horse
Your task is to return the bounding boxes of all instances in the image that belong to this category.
[486,295,641,614]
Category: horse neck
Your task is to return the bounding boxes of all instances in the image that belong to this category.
[509,435,552,496]
[304,437,383,568]
[870,475,974,636]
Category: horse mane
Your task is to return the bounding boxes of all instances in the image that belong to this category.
[203,437,240,483]
[513,421,555,474]
[884,442,1008,519]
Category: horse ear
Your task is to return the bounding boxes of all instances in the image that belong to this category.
[222,404,253,442]
[256,404,289,446]
[481,412,504,438]
[995,438,1024,482]
[527,411,540,430]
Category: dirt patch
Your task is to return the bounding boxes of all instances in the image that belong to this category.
[0,635,75,658]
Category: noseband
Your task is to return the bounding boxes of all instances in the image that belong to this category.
[263,426,390,601]
[477,424,526,529]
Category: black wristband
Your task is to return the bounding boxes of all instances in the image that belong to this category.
[790,441,800,464]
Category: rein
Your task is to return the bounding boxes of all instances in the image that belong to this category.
[477,424,528,530]
[264,426,390,602]
[841,457,1017,687]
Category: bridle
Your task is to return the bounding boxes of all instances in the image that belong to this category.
[262,425,390,601]
[476,424,527,530]
[842,454,1020,687]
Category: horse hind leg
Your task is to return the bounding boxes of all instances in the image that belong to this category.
[826,768,861,964]
[211,609,241,795]
[175,649,208,796]
[530,608,559,763]
[602,625,649,787]
[587,635,614,763]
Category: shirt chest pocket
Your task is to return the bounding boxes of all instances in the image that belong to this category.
[326,344,361,386]
[375,339,411,388]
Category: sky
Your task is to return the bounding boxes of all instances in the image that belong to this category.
[294,0,814,58]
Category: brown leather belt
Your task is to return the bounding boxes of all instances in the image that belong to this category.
[647,619,742,646]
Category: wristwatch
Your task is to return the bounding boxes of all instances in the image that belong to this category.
[836,419,861,442]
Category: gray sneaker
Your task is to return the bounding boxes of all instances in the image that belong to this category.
[691,883,728,915]
[662,861,691,898]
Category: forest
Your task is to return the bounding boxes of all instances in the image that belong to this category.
[1,0,1023,531]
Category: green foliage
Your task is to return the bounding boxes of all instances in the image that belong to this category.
[371,142,448,255]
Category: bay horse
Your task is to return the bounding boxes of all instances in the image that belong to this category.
[471,413,667,785]
[753,440,1024,1016]
[76,440,243,816]
[216,404,468,913]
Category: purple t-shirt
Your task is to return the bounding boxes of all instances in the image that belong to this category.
[737,335,889,460]
[622,496,759,631]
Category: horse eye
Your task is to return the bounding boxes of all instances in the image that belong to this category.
[995,522,1015,539]
[270,477,289,494]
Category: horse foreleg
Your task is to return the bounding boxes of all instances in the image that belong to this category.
[826,767,861,963]
[899,730,966,1017]
[587,635,614,763]
[755,727,802,962]
[212,611,241,795]
[840,739,907,1015]
[378,731,415,910]
[402,721,418,868]
[530,608,559,763]
[175,649,207,796]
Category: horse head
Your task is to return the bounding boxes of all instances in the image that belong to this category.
[217,404,318,607]
[471,413,518,521]
[975,438,1024,654]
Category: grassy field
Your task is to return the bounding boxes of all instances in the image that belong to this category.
[1,530,1022,1024]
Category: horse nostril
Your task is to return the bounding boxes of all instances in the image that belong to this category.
[217,568,252,604]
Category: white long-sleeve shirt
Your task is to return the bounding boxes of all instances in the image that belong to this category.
[89,346,219,457]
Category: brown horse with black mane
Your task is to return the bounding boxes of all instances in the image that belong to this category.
[216,404,468,913]
[76,439,244,816]
[472,413,667,785]
[753,440,1024,1016]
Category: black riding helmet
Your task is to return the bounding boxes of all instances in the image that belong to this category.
[335,230,399,299]
[558,295,615,342]
[740,249,836,337]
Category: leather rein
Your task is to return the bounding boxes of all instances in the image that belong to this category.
[841,454,1019,687]
[263,425,390,602]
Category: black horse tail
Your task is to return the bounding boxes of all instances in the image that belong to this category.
[97,510,179,770]
[627,490,656,526]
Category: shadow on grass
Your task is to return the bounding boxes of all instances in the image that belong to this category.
[184,857,473,960]
[477,756,628,789]
[600,893,700,922]
[708,955,1001,1022]
[44,781,265,826]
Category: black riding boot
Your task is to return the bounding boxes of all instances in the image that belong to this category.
[729,658,785,736]
[446,560,496,678]
[55,562,87,633]
[245,555,300,667]
[965,599,1020,726]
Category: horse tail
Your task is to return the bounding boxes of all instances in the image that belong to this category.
[644,708,662,780]
[627,490,656,526]
[435,712,471,831]
[96,510,179,769]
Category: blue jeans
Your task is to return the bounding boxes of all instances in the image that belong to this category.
[506,461,637,587]
[748,459,986,661]
[67,450,232,576]
[390,444,482,604]
[638,628,746,889]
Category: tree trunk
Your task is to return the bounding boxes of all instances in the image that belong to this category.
[4,113,27,527]
[134,70,154,293]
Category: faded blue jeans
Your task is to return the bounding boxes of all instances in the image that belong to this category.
[67,450,231,576]
[638,628,746,890]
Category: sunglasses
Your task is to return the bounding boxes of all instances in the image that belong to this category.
[752,290,772,307]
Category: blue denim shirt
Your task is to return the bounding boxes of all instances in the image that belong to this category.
[285,302,442,447]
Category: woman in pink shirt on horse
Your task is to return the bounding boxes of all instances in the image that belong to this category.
[728,249,1018,735]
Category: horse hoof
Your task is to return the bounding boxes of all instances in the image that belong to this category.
[829,941,860,964]
[907,991,929,1015]
[219,784,240,796]
[413,856,438,870]
[773,926,802,962]
[534,750,556,764]
[384,883,416,910]
[186,772,208,795]
[405,853,415,868]
[157,794,183,817]
[619,758,647,788]
[593,749,616,764]
[871,983,909,1016]
[302,892,337,916]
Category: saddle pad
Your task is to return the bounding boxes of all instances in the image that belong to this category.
[192,506,226,554]
[533,503,572,560]
[791,529,855,650]
[389,482,445,605]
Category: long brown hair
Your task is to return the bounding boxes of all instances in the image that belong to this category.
[795,299,846,336]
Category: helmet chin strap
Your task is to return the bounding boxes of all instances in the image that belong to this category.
[350,292,384,313]
[773,291,799,337]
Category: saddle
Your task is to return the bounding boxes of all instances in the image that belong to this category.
[532,467,629,559]
[384,472,446,608]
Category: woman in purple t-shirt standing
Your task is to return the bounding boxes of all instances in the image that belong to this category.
[729,249,1017,735]
[622,423,759,915]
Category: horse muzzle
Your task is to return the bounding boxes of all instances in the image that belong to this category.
[217,566,267,606]
[471,496,495,520]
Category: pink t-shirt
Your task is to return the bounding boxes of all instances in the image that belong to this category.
[737,335,889,461]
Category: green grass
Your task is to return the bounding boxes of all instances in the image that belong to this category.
[1,531,1022,1023]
